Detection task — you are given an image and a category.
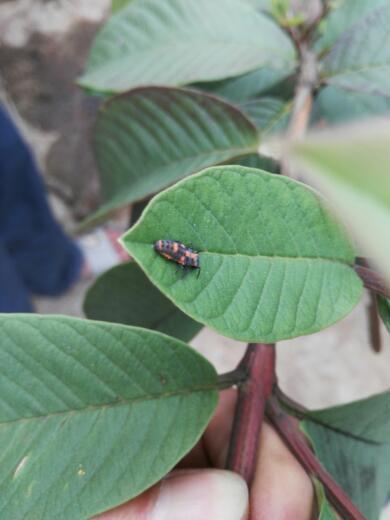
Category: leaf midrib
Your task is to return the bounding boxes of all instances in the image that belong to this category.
[0,384,217,427]
[87,43,294,75]
[132,246,354,266]
[303,416,383,445]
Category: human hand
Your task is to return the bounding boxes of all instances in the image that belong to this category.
[95,389,314,519]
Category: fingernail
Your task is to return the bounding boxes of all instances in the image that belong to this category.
[150,469,248,520]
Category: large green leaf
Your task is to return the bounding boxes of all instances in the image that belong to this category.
[82,87,259,228]
[240,97,292,134]
[121,165,362,342]
[312,86,390,126]
[0,315,218,519]
[302,394,390,519]
[305,391,390,443]
[293,121,390,282]
[84,262,202,342]
[315,0,390,53]
[321,5,390,97]
[79,0,296,93]
[377,295,390,333]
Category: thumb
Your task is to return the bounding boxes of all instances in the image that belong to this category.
[94,469,248,520]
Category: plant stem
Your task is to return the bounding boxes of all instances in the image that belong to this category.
[282,42,318,177]
[266,396,366,520]
[225,343,275,485]
[287,44,317,141]
[368,292,382,353]
[354,265,390,299]
[274,384,307,418]
[217,367,248,390]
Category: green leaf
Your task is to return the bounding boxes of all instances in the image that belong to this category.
[292,121,390,282]
[79,0,296,93]
[321,5,390,97]
[313,479,338,520]
[377,295,390,333]
[240,97,292,134]
[0,315,218,519]
[84,262,202,342]
[315,0,390,54]
[81,87,259,229]
[112,0,133,13]
[304,391,390,443]
[194,67,294,103]
[263,72,296,100]
[302,395,390,519]
[312,86,390,126]
[121,165,362,342]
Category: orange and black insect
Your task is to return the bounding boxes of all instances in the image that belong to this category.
[154,240,200,277]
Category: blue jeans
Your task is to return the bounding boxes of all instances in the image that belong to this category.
[0,106,83,312]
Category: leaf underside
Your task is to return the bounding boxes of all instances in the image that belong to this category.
[302,410,390,518]
[80,0,296,93]
[305,391,390,444]
[121,165,362,342]
[315,0,390,53]
[322,5,390,97]
[84,262,202,342]
[240,96,292,135]
[312,86,390,126]
[80,86,259,229]
[0,315,217,519]
[302,391,390,519]
[194,66,294,103]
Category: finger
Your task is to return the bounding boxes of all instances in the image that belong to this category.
[251,422,314,520]
[93,469,248,520]
[179,388,237,469]
[203,388,237,468]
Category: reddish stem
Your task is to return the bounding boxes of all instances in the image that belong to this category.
[354,265,390,299]
[225,343,275,485]
[368,292,382,353]
[266,396,366,520]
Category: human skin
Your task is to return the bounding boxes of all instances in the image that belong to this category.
[94,389,314,520]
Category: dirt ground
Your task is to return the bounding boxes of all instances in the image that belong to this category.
[2,1,389,517]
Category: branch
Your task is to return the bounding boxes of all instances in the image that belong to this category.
[266,396,366,520]
[354,265,390,299]
[287,44,317,141]
[217,367,248,390]
[367,292,382,353]
[282,42,318,177]
[226,343,275,485]
[274,385,307,419]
